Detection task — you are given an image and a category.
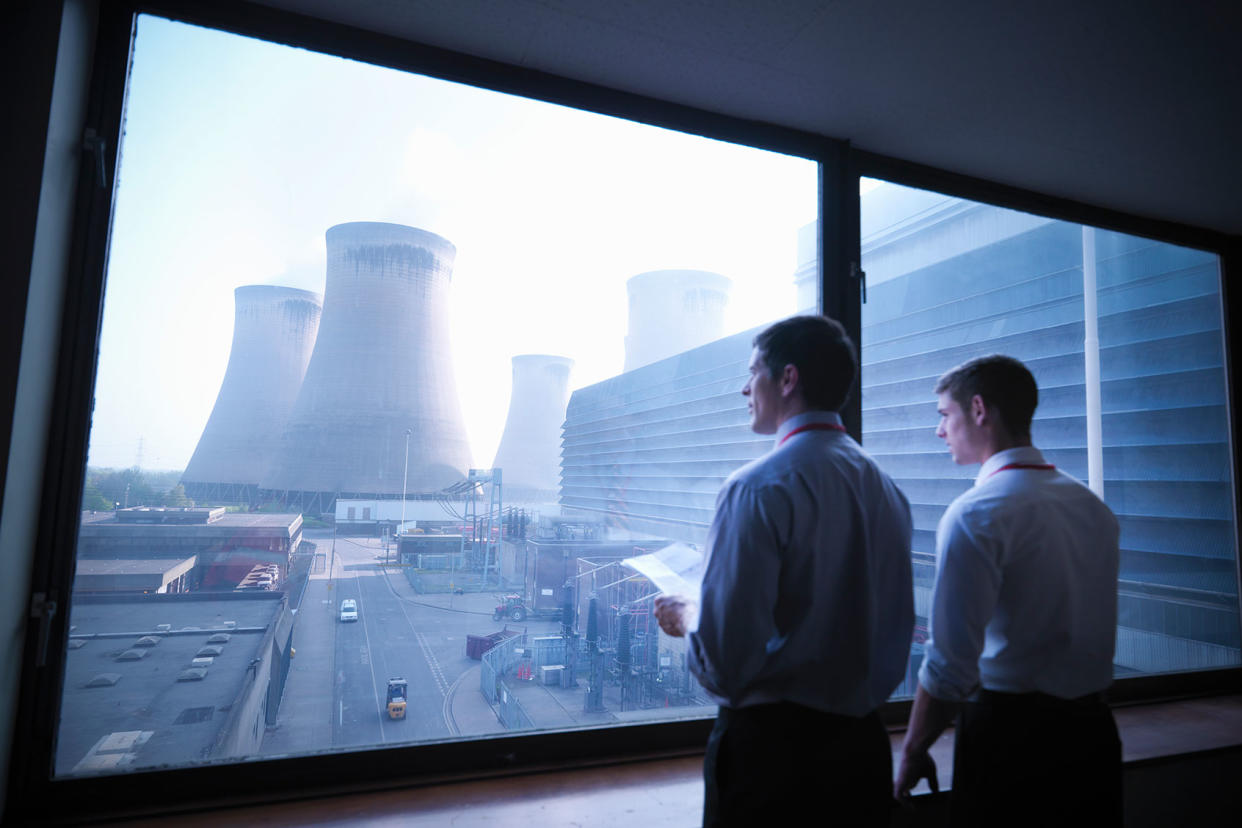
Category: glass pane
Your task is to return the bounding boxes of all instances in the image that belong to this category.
[860,178,1240,696]
[62,16,818,775]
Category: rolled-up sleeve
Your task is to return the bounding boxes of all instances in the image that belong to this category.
[687,478,787,704]
[918,504,1002,702]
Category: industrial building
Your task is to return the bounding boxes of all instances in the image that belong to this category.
[58,591,293,775]
[181,285,322,505]
[857,184,1239,674]
[260,222,472,513]
[77,508,303,592]
[559,183,1240,681]
[560,328,767,544]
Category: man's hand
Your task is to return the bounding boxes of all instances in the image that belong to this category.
[893,684,954,801]
[893,747,939,800]
[653,594,693,637]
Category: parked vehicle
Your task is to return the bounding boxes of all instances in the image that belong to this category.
[491,593,562,622]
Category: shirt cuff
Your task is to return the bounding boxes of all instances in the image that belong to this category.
[918,649,979,703]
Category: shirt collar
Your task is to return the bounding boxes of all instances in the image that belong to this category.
[976,445,1047,485]
[774,410,844,448]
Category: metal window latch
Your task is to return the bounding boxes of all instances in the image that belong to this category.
[82,127,108,189]
[30,591,59,667]
[851,261,867,304]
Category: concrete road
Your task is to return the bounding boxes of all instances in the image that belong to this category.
[324,534,561,750]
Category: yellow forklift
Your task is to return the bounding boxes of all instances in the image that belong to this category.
[385,678,408,720]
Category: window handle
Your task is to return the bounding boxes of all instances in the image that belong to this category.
[30,590,59,667]
[851,261,867,304]
[82,127,109,189]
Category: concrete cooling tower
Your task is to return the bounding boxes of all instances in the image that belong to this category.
[491,355,574,501]
[261,222,471,507]
[182,285,322,503]
[624,269,731,371]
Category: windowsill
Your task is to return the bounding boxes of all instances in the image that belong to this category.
[88,694,1242,826]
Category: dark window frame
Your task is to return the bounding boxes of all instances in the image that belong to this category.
[7,0,1240,822]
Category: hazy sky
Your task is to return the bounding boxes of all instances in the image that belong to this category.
[89,15,818,470]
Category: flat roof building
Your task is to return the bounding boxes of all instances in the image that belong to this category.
[77,510,303,592]
[59,592,293,775]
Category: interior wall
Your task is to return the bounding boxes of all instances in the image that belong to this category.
[0,0,95,814]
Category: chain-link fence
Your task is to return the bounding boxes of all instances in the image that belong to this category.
[479,634,534,730]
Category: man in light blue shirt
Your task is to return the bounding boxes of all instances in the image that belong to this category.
[655,315,913,827]
[895,354,1122,826]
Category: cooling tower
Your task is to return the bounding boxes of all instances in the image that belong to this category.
[260,222,471,504]
[181,286,323,503]
[491,355,574,501]
[624,269,731,371]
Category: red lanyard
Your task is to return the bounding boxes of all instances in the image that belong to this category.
[779,422,846,446]
[987,462,1055,479]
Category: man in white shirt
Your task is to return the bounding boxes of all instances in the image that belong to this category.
[895,354,1122,826]
[655,315,913,827]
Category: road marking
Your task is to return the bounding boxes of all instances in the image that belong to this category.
[415,631,449,698]
[442,669,468,737]
[357,594,384,744]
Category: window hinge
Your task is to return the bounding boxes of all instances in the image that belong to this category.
[30,590,59,667]
[851,261,867,304]
[82,127,109,189]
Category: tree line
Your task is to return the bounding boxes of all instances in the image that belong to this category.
[82,467,192,512]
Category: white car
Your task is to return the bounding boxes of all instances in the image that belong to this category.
[339,599,358,622]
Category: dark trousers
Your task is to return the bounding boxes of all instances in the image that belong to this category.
[703,702,892,827]
[951,689,1122,828]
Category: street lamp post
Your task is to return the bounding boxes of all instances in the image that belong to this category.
[397,427,411,565]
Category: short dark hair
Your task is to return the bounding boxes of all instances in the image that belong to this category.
[934,354,1038,439]
[752,315,857,411]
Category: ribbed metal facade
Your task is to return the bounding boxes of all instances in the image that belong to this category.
[559,186,1239,676]
[261,222,471,509]
[561,330,768,544]
[859,184,1239,673]
[182,286,322,504]
[492,355,574,503]
[624,269,731,372]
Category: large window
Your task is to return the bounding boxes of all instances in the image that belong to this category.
[18,4,1239,818]
[858,179,1240,687]
[60,14,818,776]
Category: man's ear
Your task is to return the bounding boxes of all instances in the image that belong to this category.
[969,394,988,426]
[780,363,800,398]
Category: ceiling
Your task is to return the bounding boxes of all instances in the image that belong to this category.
[254,0,1242,238]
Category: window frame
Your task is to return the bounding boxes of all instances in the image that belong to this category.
[7,0,1240,821]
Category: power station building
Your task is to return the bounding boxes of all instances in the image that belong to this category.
[492,355,574,505]
[182,286,322,505]
[856,183,1238,674]
[559,183,1239,679]
[560,328,767,544]
[623,270,731,372]
[259,222,471,512]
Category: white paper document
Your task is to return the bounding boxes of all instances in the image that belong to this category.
[622,542,705,604]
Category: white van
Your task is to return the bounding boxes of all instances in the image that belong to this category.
[339,599,358,622]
